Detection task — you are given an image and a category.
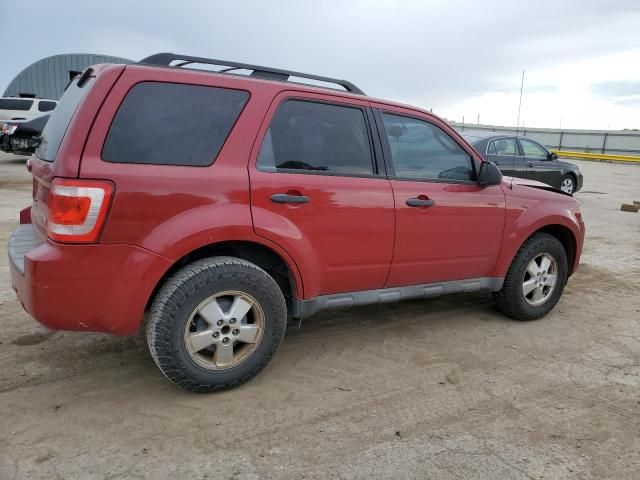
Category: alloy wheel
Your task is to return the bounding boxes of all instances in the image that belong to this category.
[183,290,265,370]
[560,177,575,194]
[522,253,558,306]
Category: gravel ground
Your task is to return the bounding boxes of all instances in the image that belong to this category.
[0,152,639,480]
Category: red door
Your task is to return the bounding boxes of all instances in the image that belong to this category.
[373,106,506,287]
[250,92,395,299]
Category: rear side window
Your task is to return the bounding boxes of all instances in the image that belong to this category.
[38,100,57,112]
[0,99,34,111]
[257,100,374,175]
[102,82,249,166]
[36,78,94,162]
[488,138,517,156]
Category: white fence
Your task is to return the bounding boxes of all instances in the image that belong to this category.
[451,123,640,157]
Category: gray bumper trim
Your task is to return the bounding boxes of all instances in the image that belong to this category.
[8,224,45,274]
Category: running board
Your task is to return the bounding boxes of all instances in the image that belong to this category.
[291,277,504,319]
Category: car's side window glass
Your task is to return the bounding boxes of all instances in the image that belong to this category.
[257,99,374,175]
[520,139,548,158]
[38,101,57,112]
[380,112,474,182]
[489,138,518,156]
[102,82,249,166]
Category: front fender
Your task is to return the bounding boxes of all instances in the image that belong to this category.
[493,186,584,277]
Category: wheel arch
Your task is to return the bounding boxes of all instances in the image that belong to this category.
[564,170,578,185]
[534,224,577,276]
[144,240,303,317]
[495,218,581,280]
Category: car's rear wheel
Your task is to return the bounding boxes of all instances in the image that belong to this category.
[494,233,568,320]
[560,174,575,194]
[146,256,287,392]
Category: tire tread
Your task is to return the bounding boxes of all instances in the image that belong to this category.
[146,256,286,393]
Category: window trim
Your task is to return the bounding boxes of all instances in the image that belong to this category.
[373,108,479,185]
[255,96,383,179]
[100,80,251,168]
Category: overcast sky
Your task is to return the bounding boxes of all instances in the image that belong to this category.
[4,0,640,129]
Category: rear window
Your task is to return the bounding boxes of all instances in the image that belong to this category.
[0,99,34,111]
[36,78,94,162]
[102,82,249,166]
[38,100,57,112]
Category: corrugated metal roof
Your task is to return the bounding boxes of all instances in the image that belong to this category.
[3,53,132,100]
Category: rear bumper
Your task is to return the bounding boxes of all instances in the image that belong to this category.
[9,224,172,336]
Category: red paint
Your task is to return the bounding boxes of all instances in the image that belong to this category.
[9,62,584,336]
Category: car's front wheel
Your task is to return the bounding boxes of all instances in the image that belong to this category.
[494,233,568,321]
[146,256,287,392]
[560,174,575,194]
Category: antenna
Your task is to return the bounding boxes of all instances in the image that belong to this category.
[511,70,525,189]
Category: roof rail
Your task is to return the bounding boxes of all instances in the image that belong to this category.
[138,52,365,95]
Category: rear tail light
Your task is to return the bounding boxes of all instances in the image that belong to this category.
[47,178,114,243]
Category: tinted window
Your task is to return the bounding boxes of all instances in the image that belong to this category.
[381,113,474,181]
[38,100,57,112]
[520,139,548,158]
[102,82,248,166]
[257,100,373,175]
[488,138,517,156]
[36,78,93,162]
[0,99,33,111]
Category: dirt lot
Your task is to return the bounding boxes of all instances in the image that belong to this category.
[0,152,638,480]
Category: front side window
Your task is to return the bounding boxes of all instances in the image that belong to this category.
[380,113,474,182]
[102,82,249,166]
[520,139,548,158]
[38,100,57,112]
[257,99,374,175]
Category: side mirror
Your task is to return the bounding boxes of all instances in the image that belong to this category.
[478,161,503,186]
[548,151,558,160]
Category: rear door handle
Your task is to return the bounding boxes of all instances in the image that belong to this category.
[271,193,310,204]
[527,162,535,167]
[406,198,435,207]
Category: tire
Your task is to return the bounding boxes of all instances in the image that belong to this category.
[493,233,568,321]
[147,256,287,393]
[560,174,575,195]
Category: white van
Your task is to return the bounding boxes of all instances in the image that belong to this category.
[0,97,57,126]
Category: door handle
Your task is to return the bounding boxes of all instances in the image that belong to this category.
[406,198,435,208]
[527,162,535,167]
[271,193,310,204]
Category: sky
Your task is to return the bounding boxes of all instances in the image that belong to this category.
[3,0,640,130]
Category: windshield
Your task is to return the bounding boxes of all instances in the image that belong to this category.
[35,77,94,162]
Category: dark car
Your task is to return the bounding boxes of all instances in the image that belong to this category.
[1,114,50,156]
[462,132,583,194]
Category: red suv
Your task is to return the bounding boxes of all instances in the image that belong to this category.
[8,53,585,392]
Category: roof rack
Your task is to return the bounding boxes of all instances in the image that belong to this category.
[138,53,365,95]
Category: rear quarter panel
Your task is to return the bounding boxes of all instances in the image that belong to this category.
[79,66,305,295]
